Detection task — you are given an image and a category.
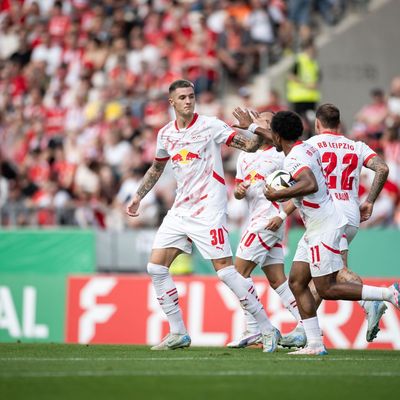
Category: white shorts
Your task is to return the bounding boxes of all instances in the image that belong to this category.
[236,228,284,266]
[339,225,358,252]
[293,227,345,277]
[153,210,232,259]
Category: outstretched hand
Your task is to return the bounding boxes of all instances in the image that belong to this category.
[232,107,253,129]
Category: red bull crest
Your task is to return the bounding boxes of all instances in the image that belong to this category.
[171,149,201,164]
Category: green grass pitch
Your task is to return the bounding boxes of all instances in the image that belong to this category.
[1,344,399,400]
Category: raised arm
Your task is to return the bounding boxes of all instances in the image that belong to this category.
[231,107,274,147]
[126,159,168,217]
[229,132,264,153]
[359,155,389,222]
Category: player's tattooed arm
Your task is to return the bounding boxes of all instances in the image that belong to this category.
[126,159,167,217]
[360,156,389,222]
[229,132,264,152]
[365,156,389,203]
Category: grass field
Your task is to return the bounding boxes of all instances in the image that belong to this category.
[1,344,399,400]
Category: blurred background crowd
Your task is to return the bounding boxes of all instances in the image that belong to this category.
[0,0,399,230]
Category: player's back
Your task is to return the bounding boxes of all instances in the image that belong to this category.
[307,133,376,227]
[284,141,347,235]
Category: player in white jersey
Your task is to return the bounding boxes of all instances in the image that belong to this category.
[226,111,305,349]
[262,110,400,355]
[306,103,389,342]
[126,80,281,352]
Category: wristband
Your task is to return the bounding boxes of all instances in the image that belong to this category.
[248,123,259,133]
[278,210,287,220]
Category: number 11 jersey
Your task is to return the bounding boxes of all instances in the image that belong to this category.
[306,132,376,227]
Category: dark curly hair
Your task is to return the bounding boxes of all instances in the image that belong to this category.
[270,111,304,140]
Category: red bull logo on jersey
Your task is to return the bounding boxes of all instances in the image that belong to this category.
[171,149,201,164]
[244,170,265,184]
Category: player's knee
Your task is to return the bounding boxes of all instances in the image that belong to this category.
[288,276,302,295]
[147,262,169,277]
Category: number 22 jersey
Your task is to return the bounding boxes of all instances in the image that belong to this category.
[306,132,376,227]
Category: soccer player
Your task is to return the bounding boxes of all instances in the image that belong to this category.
[126,80,280,352]
[227,111,305,348]
[263,110,400,355]
[307,103,388,342]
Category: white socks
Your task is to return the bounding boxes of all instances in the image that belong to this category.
[361,285,391,301]
[302,316,323,346]
[217,266,273,334]
[241,278,302,334]
[244,278,262,334]
[275,280,302,322]
[147,263,187,335]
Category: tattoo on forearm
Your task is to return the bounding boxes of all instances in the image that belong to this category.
[366,157,389,203]
[136,161,166,199]
[229,133,263,152]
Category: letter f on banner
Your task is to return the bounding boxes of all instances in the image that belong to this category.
[78,277,117,344]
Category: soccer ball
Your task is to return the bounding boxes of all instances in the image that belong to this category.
[265,170,295,191]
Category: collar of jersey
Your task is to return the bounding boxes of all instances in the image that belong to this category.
[320,130,343,136]
[175,113,199,131]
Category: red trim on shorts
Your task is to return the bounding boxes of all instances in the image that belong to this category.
[273,243,283,248]
[257,234,271,251]
[155,156,170,162]
[321,242,341,254]
[342,234,347,238]
[302,200,320,209]
[363,153,377,167]
[235,178,244,184]
[292,166,310,179]
[226,132,236,146]
[187,237,193,243]
[213,170,225,185]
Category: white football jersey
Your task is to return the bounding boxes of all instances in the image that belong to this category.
[236,146,284,228]
[307,132,376,227]
[284,141,347,235]
[155,113,236,218]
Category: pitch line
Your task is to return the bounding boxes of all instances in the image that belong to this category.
[0,356,397,362]
[0,370,399,378]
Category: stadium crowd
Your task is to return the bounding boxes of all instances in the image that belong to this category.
[0,0,398,230]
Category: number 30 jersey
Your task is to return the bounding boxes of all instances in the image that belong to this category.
[306,132,376,227]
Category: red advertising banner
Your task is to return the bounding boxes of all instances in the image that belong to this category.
[66,275,400,349]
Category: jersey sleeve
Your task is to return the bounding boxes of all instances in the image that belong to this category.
[212,118,236,145]
[360,142,377,166]
[284,156,310,180]
[235,153,244,183]
[155,131,170,161]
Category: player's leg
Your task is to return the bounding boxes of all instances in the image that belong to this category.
[226,256,262,348]
[309,228,400,308]
[338,228,387,342]
[190,213,280,352]
[148,213,193,350]
[213,256,281,352]
[287,260,327,355]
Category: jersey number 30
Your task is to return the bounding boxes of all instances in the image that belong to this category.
[322,152,358,190]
